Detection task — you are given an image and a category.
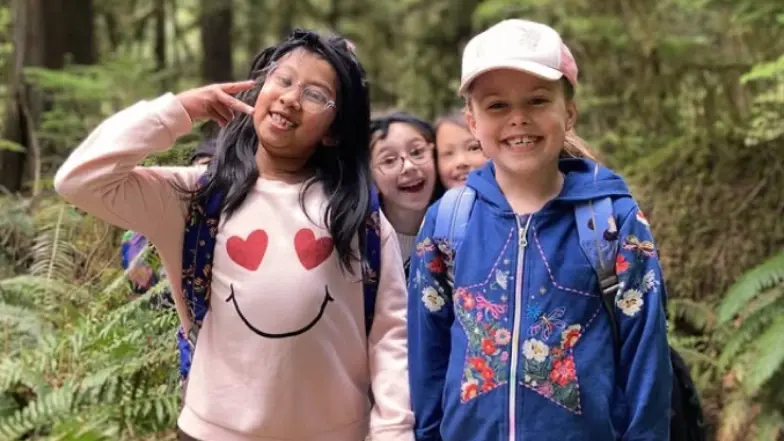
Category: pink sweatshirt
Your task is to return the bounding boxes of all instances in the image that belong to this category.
[54,93,415,441]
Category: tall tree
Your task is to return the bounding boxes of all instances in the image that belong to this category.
[200,0,233,83]
[0,0,96,193]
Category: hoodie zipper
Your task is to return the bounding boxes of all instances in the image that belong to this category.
[509,214,532,441]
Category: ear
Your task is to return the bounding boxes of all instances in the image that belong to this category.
[465,108,479,139]
[322,136,339,147]
[565,100,578,132]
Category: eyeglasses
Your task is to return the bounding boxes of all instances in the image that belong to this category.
[266,66,336,114]
[374,142,434,175]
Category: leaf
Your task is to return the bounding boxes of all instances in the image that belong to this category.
[717,251,784,324]
[0,139,25,153]
[741,55,784,84]
[744,315,784,395]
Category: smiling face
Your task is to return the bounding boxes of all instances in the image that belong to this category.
[252,48,339,165]
[370,122,437,213]
[465,68,577,178]
[435,120,487,188]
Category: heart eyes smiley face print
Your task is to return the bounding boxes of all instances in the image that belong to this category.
[223,227,337,339]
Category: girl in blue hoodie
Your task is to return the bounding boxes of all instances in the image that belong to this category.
[407,19,672,441]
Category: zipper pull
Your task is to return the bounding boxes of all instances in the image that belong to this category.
[519,228,528,247]
[518,215,532,248]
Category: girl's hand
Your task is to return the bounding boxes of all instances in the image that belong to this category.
[176,81,256,127]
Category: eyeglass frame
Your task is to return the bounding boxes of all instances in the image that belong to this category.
[262,62,337,114]
[372,141,435,175]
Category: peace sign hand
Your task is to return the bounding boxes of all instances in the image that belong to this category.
[176,80,256,127]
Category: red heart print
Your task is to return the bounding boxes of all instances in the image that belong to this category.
[226,229,268,271]
[294,228,334,270]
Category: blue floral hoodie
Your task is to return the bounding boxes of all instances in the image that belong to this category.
[407,158,672,441]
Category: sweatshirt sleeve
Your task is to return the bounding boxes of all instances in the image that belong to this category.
[614,206,673,441]
[54,93,202,330]
[406,206,453,441]
[367,211,415,441]
[53,93,198,243]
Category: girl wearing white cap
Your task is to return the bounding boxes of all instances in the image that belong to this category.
[406,19,673,441]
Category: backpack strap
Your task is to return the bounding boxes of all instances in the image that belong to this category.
[573,197,621,356]
[180,175,224,356]
[361,188,382,336]
[433,186,477,251]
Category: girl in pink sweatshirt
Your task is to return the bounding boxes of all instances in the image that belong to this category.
[55,29,414,441]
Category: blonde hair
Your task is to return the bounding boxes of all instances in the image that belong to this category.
[562,129,601,162]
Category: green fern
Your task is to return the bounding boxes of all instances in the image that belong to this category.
[27,205,81,285]
[718,295,784,370]
[717,250,784,324]
[749,409,783,441]
[0,303,52,346]
[669,298,717,332]
[744,315,784,395]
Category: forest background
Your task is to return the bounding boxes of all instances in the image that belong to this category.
[0,0,782,440]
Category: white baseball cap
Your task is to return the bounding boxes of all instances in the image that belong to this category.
[458,19,579,95]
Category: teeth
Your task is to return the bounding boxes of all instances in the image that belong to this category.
[271,112,295,129]
[400,181,423,189]
[507,136,537,146]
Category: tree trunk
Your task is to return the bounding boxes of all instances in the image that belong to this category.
[0,0,95,194]
[200,0,233,83]
[63,0,96,64]
[0,0,44,193]
[154,0,168,90]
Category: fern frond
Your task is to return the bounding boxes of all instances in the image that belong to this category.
[670,298,717,332]
[744,314,784,395]
[669,338,719,368]
[0,394,17,419]
[0,382,77,440]
[719,297,784,370]
[750,409,784,441]
[0,303,53,340]
[0,275,81,306]
[718,250,784,324]
[0,359,50,396]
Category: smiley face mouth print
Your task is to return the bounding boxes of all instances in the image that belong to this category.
[223,227,337,339]
[225,284,334,339]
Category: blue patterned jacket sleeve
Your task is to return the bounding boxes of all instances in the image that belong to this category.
[407,209,454,441]
[614,206,672,441]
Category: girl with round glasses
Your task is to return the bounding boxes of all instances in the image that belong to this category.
[370,112,445,278]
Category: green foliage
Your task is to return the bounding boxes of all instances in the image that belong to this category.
[717,251,784,325]
[0,0,782,439]
[0,263,181,440]
[0,193,180,439]
[709,251,784,440]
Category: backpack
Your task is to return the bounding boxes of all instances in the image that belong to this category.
[176,175,383,380]
[120,230,173,308]
[433,185,707,441]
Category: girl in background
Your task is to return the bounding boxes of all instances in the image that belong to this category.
[370,112,445,277]
[433,109,487,188]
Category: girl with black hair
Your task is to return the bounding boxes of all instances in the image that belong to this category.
[55,29,413,441]
[369,112,445,278]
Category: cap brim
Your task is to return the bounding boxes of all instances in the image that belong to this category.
[458,59,563,95]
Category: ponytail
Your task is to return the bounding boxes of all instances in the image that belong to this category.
[561,129,601,163]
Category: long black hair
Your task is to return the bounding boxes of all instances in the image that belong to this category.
[190,29,372,274]
[369,111,446,204]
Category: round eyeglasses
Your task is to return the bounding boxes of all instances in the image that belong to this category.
[266,67,336,114]
[374,143,435,175]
